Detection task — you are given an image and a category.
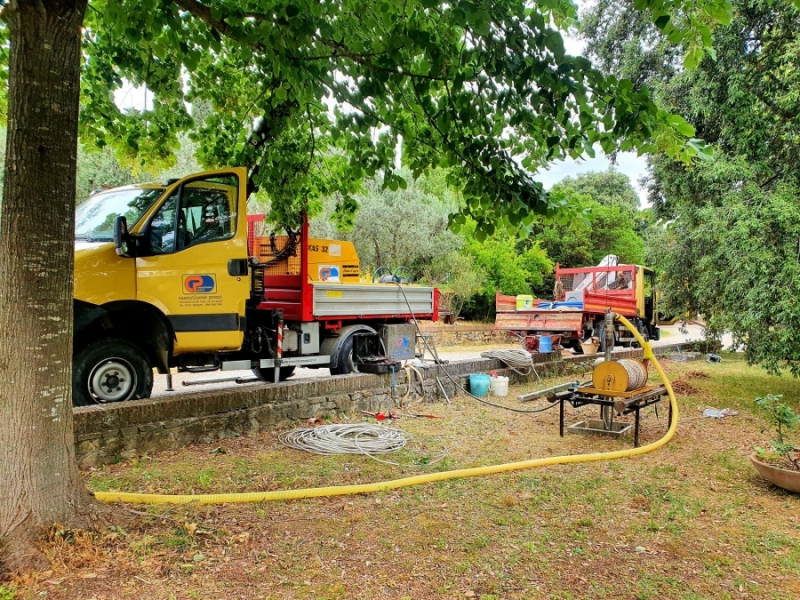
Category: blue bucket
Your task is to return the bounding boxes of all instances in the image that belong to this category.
[539,335,552,353]
[469,374,491,397]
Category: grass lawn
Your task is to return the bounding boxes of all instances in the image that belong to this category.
[7,354,800,599]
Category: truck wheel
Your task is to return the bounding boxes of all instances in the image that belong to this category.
[331,334,360,375]
[72,339,153,407]
[252,366,296,382]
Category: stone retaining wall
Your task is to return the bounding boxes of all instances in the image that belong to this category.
[74,345,680,467]
[417,323,510,347]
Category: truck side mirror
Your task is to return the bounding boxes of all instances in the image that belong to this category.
[114,215,132,257]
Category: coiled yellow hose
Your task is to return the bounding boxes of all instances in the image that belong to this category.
[95,315,676,505]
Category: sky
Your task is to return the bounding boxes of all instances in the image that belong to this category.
[114,8,651,207]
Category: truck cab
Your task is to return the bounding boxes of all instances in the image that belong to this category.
[72,168,437,406]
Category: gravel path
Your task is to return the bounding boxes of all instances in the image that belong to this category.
[150,324,727,398]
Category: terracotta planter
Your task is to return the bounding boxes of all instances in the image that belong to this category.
[750,453,800,493]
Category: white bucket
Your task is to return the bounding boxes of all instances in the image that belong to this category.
[489,376,509,397]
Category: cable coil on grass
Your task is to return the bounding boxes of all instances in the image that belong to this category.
[278,423,449,467]
[279,423,407,456]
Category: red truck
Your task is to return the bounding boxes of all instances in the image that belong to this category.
[494,263,661,352]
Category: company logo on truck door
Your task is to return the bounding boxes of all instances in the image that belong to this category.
[182,274,216,293]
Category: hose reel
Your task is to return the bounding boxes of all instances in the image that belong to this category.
[591,358,648,394]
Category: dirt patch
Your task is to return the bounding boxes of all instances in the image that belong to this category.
[671,380,701,395]
[685,370,711,379]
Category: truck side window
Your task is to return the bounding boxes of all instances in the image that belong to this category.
[177,177,237,251]
[146,174,238,255]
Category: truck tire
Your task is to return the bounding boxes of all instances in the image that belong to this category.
[72,338,153,407]
[331,334,359,375]
[321,324,378,375]
[252,366,296,382]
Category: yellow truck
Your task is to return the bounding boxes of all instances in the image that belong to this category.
[72,168,438,406]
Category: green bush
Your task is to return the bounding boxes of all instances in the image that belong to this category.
[754,393,800,457]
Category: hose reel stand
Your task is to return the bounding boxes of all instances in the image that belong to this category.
[548,313,671,447]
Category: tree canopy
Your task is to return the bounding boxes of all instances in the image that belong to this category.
[553,170,641,214]
[327,173,460,273]
[0,0,727,235]
[581,0,800,374]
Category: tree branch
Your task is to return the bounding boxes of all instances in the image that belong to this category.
[173,0,231,37]
[313,35,449,82]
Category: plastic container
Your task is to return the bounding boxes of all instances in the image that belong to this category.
[469,374,491,397]
[539,335,552,353]
[515,295,533,309]
[489,375,509,397]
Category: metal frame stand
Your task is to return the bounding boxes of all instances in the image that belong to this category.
[558,385,671,447]
[415,333,446,364]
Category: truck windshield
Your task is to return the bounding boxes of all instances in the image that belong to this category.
[75,187,164,242]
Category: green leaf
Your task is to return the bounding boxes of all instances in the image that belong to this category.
[668,115,695,137]
[687,138,714,160]
[684,46,703,70]
[473,19,490,36]
[705,3,733,26]
[666,28,684,44]
[544,31,565,60]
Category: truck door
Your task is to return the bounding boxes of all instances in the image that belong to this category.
[135,169,250,354]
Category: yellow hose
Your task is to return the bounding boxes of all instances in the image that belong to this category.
[95,315,677,505]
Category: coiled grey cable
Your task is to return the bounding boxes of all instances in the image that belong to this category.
[278,423,449,467]
[479,349,537,376]
[279,423,407,455]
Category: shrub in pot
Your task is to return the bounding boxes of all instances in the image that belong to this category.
[750,393,800,493]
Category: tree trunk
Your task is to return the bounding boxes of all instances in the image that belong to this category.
[0,0,95,574]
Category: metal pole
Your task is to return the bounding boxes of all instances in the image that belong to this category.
[604,310,615,362]
[182,375,244,386]
[165,372,174,391]
[436,375,450,404]
[274,317,284,384]
[517,380,581,402]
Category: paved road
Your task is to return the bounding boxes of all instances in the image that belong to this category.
[151,324,725,398]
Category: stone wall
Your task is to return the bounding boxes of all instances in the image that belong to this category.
[416,323,510,347]
[74,345,679,467]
